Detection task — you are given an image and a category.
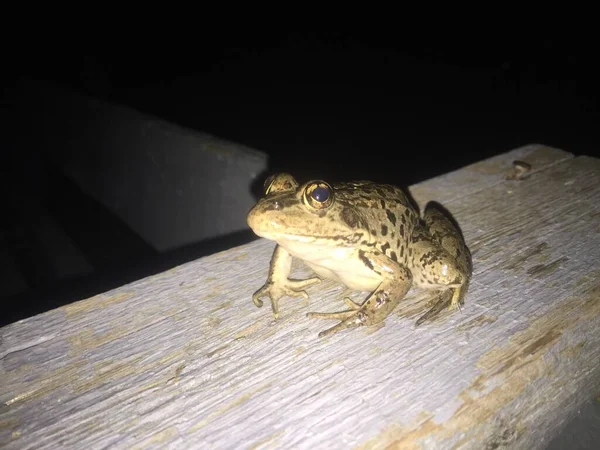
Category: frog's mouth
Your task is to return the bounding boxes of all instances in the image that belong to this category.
[252,230,321,243]
[253,229,365,247]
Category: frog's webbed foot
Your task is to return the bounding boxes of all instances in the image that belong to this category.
[415,286,465,326]
[253,277,321,318]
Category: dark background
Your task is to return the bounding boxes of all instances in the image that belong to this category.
[2,29,598,325]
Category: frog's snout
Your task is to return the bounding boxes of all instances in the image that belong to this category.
[246,205,263,232]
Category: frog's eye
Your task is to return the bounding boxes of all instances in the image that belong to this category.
[264,173,298,195]
[264,175,276,195]
[303,181,334,210]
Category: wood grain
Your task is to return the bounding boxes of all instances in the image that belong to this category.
[2,144,599,449]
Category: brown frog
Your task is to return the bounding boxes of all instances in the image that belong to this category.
[247,173,472,337]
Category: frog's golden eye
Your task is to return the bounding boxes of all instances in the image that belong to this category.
[264,173,299,195]
[264,174,276,195]
[303,181,334,210]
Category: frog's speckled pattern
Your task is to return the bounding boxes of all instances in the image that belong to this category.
[247,173,472,337]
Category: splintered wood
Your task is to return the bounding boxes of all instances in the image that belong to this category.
[1,144,599,449]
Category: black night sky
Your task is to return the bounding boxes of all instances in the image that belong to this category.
[7,30,600,180]
[2,29,598,325]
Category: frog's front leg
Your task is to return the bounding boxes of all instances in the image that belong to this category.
[253,245,321,318]
[307,252,413,338]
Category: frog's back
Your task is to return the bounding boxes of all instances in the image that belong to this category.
[333,181,414,211]
[334,181,420,257]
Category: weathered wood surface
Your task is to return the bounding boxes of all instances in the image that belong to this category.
[1,144,599,449]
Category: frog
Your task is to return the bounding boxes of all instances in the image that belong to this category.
[246,173,472,338]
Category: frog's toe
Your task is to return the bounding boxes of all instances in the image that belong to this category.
[281,284,313,299]
[281,287,309,299]
[343,297,362,310]
[306,309,356,321]
[288,277,321,290]
[277,278,321,301]
[415,302,446,326]
[450,284,468,308]
[252,286,271,308]
[317,321,353,338]
[415,290,455,326]
[314,312,366,338]
[307,307,371,337]
[305,297,360,320]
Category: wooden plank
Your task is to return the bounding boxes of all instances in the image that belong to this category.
[408,143,573,207]
[1,144,599,449]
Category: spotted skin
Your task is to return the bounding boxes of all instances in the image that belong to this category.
[247,173,472,337]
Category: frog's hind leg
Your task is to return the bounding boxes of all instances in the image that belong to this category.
[413,203,472,324]
[307,255,413,338]
[423,204,472,281]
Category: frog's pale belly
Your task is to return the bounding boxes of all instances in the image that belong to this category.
[277,239,382,291]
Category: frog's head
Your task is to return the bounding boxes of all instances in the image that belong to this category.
[247,174,371,247]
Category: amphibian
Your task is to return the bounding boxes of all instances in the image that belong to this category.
[247,173,472,338]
